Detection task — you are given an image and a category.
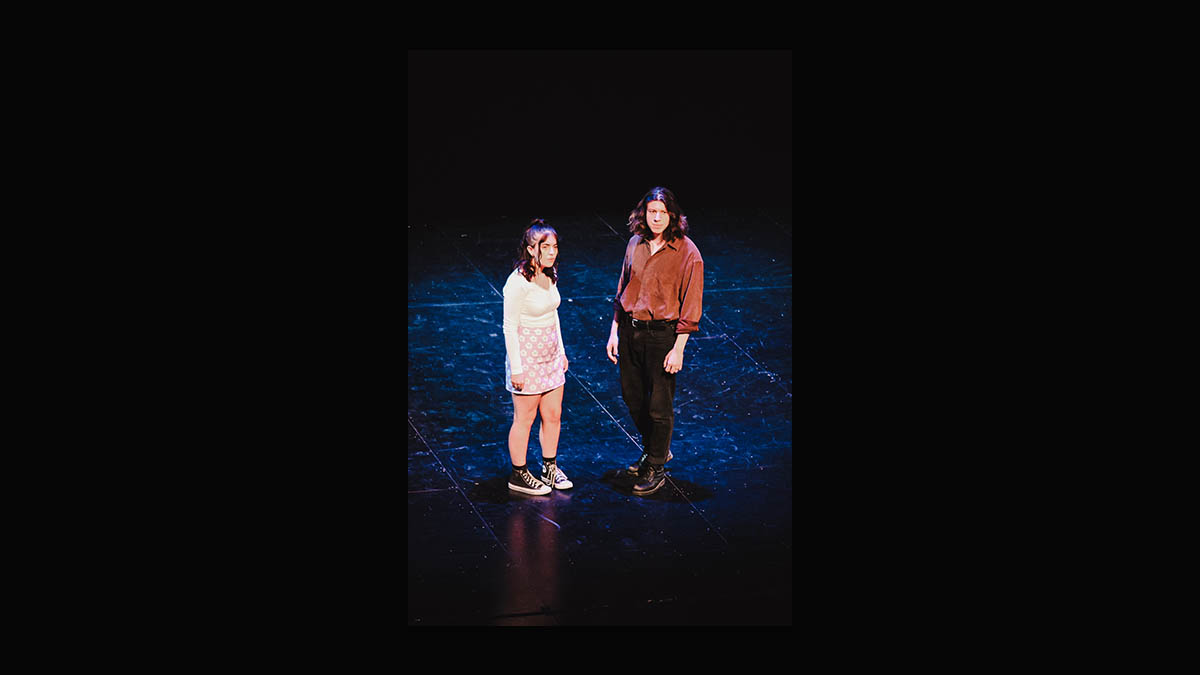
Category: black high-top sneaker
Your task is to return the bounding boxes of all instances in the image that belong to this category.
[626,449,672,475]
[508,468,551,495]
[632,462,667,496]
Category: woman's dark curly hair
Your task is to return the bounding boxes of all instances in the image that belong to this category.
[513,218,559,284]
[627,186,688,241]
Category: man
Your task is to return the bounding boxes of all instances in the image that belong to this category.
[606,187,704,496]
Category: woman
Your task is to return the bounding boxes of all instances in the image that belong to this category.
[503,219,572,495]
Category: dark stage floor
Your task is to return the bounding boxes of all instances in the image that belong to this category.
[408,204,792,625]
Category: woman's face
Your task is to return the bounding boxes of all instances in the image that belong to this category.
[645,200,670,238]
[528,235,558,268]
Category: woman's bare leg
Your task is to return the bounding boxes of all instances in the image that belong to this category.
[509,392,543,466]
[537,385,563,460]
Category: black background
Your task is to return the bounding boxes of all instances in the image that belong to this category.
[110,38,1081,638]
[408,49,791,219]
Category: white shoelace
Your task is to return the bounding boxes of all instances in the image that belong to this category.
[519,470,544,488]
[545,464,568,483]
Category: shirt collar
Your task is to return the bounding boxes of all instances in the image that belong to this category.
[640,235,680,251]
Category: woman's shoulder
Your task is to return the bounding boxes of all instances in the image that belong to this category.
[504,267,530,288]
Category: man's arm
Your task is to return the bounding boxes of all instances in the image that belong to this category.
[607,239,634,364]
[664,246,703,373]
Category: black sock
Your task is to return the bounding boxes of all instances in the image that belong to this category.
[512,463,526,474]
[543,456,556,465]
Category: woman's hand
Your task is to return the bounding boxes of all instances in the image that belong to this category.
[562,356,569,373]
[511,372,525,391]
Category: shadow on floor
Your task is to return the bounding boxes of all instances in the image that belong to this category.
[463,471,716,504]
[465,475,579,505]
[598,469,715,502]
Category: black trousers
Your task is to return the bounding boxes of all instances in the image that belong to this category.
[618,318,678,465]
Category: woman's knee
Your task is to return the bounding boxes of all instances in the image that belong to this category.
[540,406,562,425]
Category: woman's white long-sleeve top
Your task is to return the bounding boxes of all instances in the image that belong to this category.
[502,267,565,375]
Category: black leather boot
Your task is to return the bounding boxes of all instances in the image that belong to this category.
[632,462,667,496]
[626,449,673,475]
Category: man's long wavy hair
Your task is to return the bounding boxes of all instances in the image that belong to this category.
[513,218,559,284]
[627,186,688,241]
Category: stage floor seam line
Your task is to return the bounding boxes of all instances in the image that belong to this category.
[422,228,781,559]
[560,369,732,548]
[408,414,510,557]
[565,370,642,451]
[704,315,790,396]
[663,474,730,546]
[593,211,623,238]
[453,238,503,299]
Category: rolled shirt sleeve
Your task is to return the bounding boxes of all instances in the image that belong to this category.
[676,249,704,334]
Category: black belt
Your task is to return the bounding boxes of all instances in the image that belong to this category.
[627,316,677,331]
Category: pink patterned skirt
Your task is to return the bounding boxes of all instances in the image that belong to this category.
[505,321,566,395]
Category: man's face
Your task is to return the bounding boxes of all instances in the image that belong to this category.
[646,200,670,238]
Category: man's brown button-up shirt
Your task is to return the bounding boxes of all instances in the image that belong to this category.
[612,234,704,334]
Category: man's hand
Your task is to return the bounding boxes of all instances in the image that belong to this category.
[606,335,619,364]
[663,347,683,374]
